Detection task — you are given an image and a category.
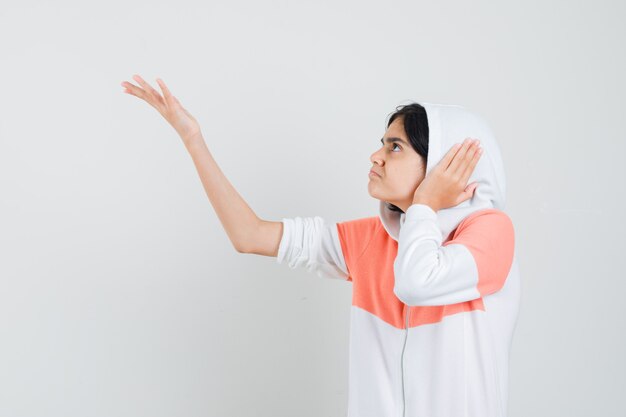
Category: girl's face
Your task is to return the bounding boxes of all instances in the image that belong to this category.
[368,117,426,212]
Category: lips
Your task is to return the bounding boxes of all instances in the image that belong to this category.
[369,169,381,177]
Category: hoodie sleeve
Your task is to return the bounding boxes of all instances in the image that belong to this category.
[276,216,350,281]
[393,204,515,306]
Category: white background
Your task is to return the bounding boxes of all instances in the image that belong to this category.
[1,0,624,416]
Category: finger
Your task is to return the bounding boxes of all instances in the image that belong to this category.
[439,142,463,171]
[121,80,152,103]
[132,74,165,107]
[448,138,476,174]
[156,78,175,106]
[460,143,482,182]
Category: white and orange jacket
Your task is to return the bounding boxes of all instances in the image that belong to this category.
[276,102,521,417]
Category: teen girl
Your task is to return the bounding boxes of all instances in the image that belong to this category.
[121,74,520,417]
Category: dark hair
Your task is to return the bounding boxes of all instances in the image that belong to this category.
[384,102,429,213]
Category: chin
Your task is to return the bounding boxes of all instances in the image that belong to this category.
[367,183,382,200]
[368,182,407,206]
[368,192,392,207]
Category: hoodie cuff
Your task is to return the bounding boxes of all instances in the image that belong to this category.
[276,218,293,264]
[405,203,438,222]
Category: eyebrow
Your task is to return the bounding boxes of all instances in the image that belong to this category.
[380,136,409,146]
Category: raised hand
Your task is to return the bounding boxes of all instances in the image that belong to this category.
[121,74,201,144]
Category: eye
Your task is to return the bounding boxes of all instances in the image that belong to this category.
[379,141,402,152]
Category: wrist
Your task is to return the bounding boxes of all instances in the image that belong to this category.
[183,131,205,149]
[411,195,438,212]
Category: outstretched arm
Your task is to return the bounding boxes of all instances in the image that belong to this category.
[185,138,282,255]
[121,74,280,255]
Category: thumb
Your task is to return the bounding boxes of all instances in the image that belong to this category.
[467,182,479,195]
[461,182,478,202]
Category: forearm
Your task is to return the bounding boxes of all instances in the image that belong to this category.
[183,133,260,252]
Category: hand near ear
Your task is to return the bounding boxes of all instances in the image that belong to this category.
[412,138,483,212]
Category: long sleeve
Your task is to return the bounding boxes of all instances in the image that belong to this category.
[276,216,350,281]
[393,204,515,306]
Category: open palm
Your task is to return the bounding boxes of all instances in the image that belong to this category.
[121,74,201,143]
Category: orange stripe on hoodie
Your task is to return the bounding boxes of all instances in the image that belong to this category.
[444,208,515,297]
[336,206,515,328]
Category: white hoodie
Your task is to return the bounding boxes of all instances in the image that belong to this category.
[276,102,521,417]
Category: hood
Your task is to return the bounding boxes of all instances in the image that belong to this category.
[379,102,507,242]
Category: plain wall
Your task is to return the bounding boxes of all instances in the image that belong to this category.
[0,0,624,416]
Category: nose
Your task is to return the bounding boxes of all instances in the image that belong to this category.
[370,148,384,167]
